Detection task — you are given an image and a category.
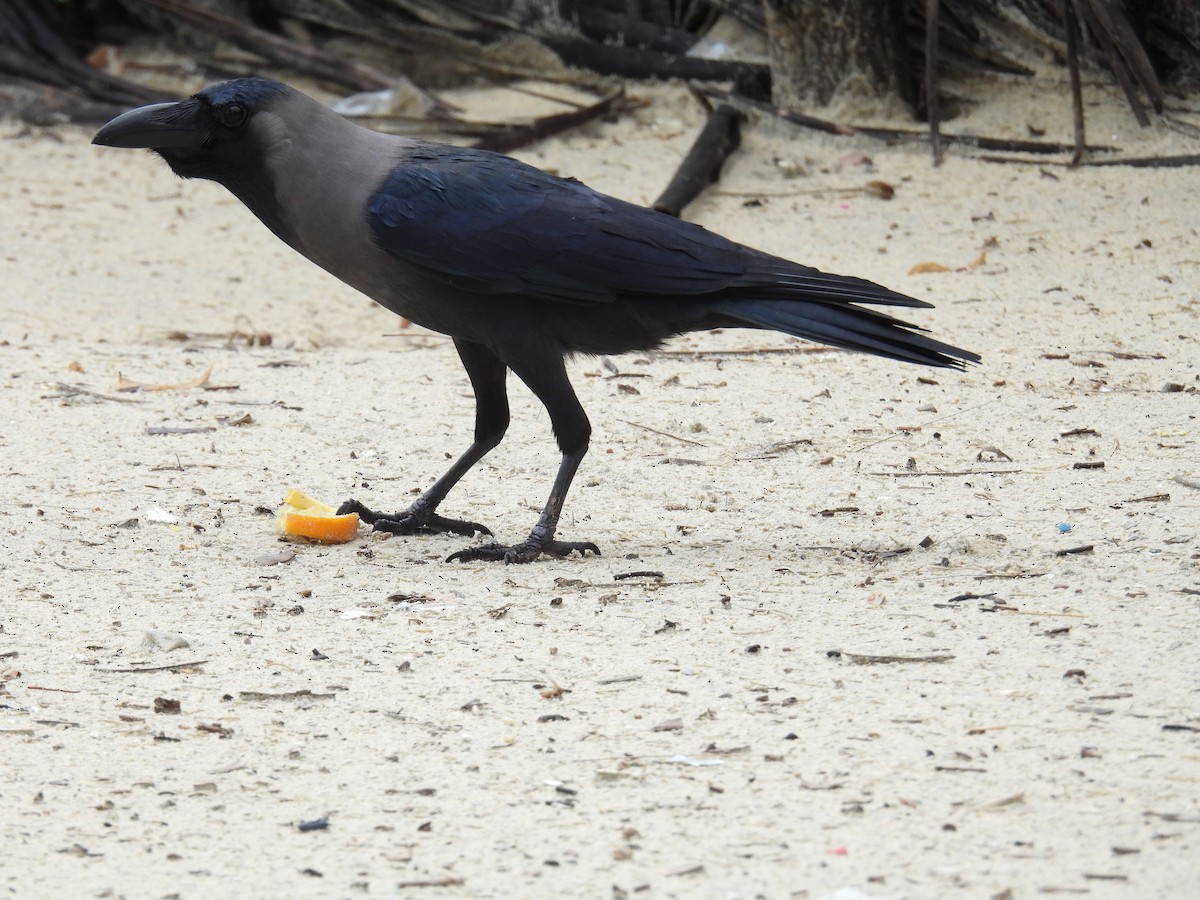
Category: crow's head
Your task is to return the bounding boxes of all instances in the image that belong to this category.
[94,77,294,184]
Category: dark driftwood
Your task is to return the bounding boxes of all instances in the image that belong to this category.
[708,90,1117,156]
[1085,153,1200,168]
[978,153,1200,167]
[470,89,625,154]
[652,102,742,217]
[137,0,399,94]
[780,109,1113,155]
[0,0,167,107]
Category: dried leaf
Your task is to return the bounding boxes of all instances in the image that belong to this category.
[909,246,988,275]
[909,261,952,275]
[965,248,988,269]
[116,364,213,393]
[255,549,297,566]
[863,180,895,200]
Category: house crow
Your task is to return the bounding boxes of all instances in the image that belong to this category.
[93,78,979,563]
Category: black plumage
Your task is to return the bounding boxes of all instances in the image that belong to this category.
[94,77,979,563]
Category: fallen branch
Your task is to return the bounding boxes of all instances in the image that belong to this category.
[653,101,742,217]
[471,89,625,153]
[704,88,1117,156]
[1084,153,1200,168]
[138,0,443,108]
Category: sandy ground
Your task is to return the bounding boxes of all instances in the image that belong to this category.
[1,65,1198,899]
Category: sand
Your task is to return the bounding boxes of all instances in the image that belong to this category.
[1,67,1198,899]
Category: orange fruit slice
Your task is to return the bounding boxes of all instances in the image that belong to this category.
[277,488,359,544]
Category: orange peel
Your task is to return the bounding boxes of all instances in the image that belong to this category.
[277,488,359,544]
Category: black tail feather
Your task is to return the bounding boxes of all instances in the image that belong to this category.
[716,298,980,369]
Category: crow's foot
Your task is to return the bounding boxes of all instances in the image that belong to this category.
[336,498,491,538]
[446,538,601,564]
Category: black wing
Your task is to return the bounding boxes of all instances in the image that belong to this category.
[367,148,838,301]
[368,145,932,309]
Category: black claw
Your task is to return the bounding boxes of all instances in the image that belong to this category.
[543,540,601,558]
[336,498,375,520]
[445,542,507,564]
[370,516,420,536]
[337,498,490,537]
[373,513,490,537]
[432,515,493,538]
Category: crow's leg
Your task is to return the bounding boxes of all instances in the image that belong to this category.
[448,348,599,564]
[338,338,508,537]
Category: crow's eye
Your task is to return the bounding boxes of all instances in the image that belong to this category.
[219,103,247,128]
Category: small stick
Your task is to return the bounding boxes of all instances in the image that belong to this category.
[44,383,143,404]
[833,651,955,665]
[818,506,860,517]
[650,346,838,357]
[97,660,208,673]
[1087,154,1200,168]
[146,426,217,435]
[980,153,1200,168]
[619,418,706,447]
[1055,545,1094,557]
[947,592,997,603]
[868,469,1021,477]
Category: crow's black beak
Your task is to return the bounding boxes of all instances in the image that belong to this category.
[93,100,201,150]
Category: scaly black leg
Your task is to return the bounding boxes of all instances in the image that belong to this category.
[339,338,508,539]
[448,344,600,563]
